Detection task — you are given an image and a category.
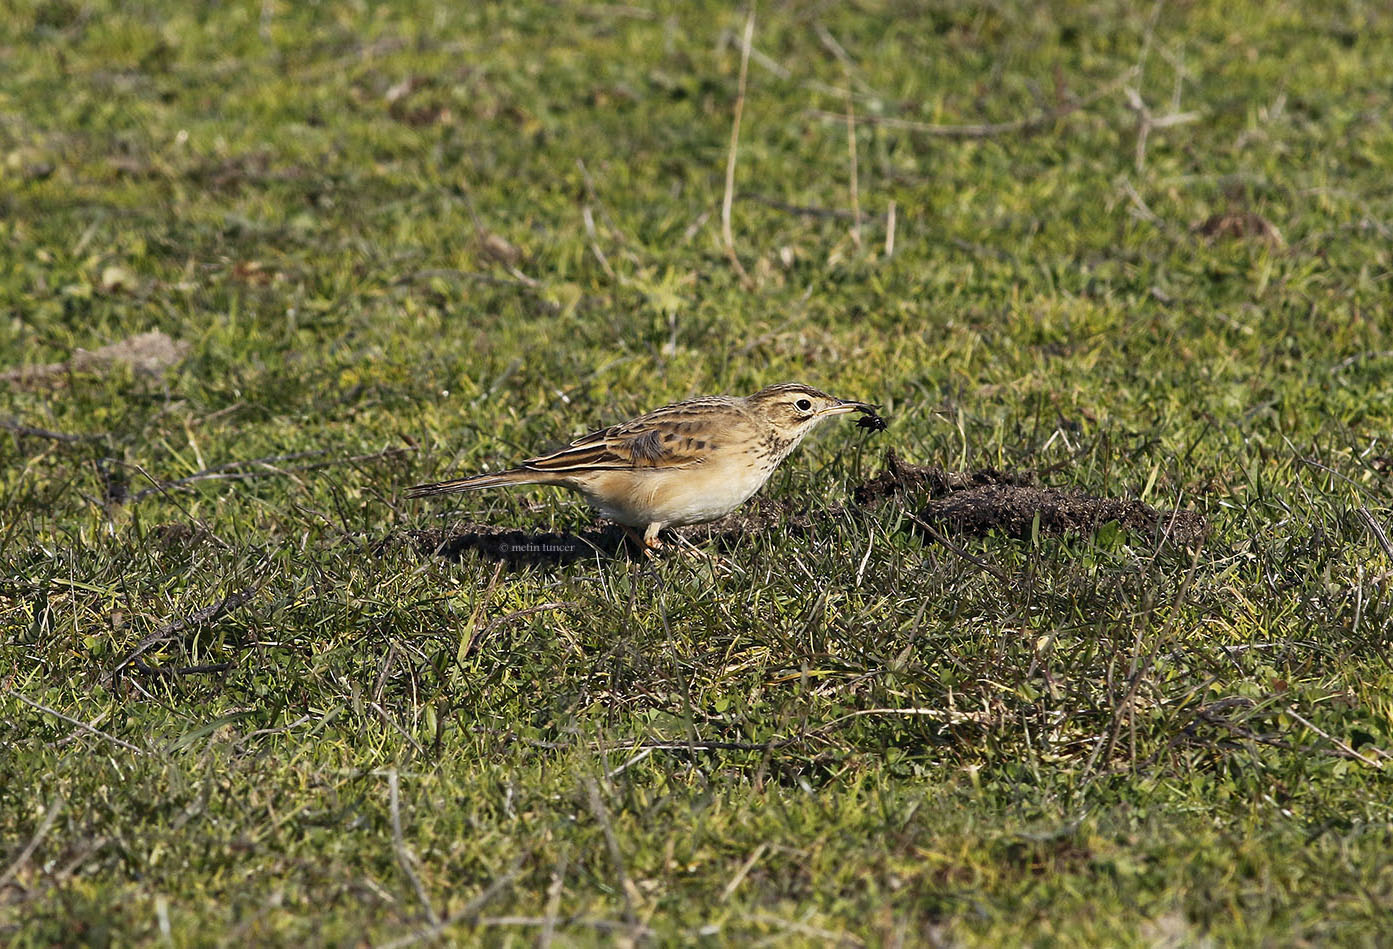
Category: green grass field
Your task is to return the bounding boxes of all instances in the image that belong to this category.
[4,0,1392,944]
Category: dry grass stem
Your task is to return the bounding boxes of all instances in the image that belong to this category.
[0,795,65,890]
[388,770,440,927]
[721,8,756,289]
[719,843,768,902]
[845,89,862,249]
[1284,708,1387,768]
[7,691,147,756]
[584,778,639,930]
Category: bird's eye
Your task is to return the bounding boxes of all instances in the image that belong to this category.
[795,398,813,412]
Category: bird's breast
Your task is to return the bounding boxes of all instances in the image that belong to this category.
[571,449,777,528]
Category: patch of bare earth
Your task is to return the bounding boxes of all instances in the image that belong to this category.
[858,450,1208,548]
[0,330,189,386]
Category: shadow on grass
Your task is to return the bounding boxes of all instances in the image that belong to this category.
[400,523,628,564]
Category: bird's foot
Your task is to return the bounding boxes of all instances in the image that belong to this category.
[620,524,663,560]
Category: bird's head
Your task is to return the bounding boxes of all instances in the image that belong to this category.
[745,383,880,446]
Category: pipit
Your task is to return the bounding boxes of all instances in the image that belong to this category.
[409,382,883,551]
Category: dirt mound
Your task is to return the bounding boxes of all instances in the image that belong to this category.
[860,450,1208,548]
[853,451,1037,507]
[921,483,1206,546]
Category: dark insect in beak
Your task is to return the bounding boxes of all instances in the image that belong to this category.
[854,404,888,432]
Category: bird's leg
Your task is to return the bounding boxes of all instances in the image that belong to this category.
[643,522,664,550]
[619,523,663,559]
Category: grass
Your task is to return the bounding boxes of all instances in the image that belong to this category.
[2,0,1392,944]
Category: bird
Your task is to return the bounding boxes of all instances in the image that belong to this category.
[408,382,883,552]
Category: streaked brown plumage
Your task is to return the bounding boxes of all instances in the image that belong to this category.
[409,383,881,550]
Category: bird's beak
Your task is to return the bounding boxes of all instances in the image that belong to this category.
[819,399,878,418]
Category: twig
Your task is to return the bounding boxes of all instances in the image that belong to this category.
[1295,454,1386,503]
[376,858,526,949]
[680,207,713,245]
[373,703,426,757]
[111,586,261,676]
[1136,0,1167,72]
[465,602,580,661]
[581,207,615,279]
[884,199,896,258]
[1123,86,1200,173]
[0,418,97,443]
[49,834,109,884]
[1193,704,1294,750]
[604,746,654,781]
[1285,707,1386,768]
[906,513,1008,580]
[388,770,440,927]
[812,23,855,73]
[733,27,888,103]
[807,106,1067,139]
[128,661,234,678]
[813,19,874,246]
[854,525,875,587]
[529,737,793,753]
[1120,177,1164,227]
[454,177,542,288]
[812,20,885,98]
[234,713,315,751]
[1357,507,1393,560]
[129,450,326,500]
[372,642,399,706]
[745,40,791,79]
[719,842,768,903]
[813,16,866,252]
[475,916,654,936]
[7,690,146,755]
[0,794,64,889]
[1332,350,1393,372]
[749,913,864,946]
[721,8,756,289]
[1119,178,1185,239]
[583,4,657,21]
[1084,546,1201,780]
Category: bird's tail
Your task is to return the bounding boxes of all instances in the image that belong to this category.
[407,468,555,498]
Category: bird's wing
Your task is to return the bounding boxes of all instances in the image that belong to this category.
[521,397,740,473]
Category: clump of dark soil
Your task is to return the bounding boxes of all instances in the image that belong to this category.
[853,451,1037,508]
[861,450,1208,548]
[1194,210,1284,246]
[920,483,1205,545]
[146,522,218,551]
